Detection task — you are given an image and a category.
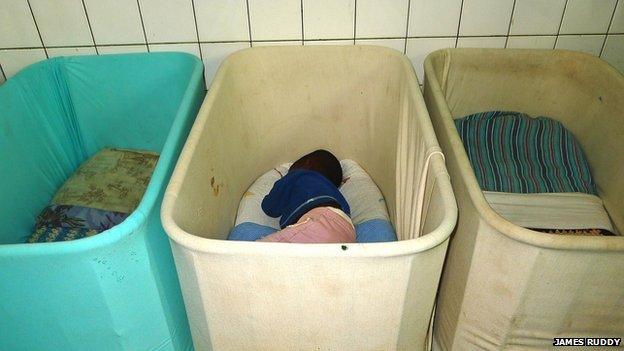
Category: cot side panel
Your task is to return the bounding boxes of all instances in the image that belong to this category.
[0,60,85,244]
[439,230,624,349]
[424,75,485,350]
[172,243,452,351]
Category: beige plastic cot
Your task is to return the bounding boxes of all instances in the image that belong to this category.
[162,46,457,350]
[423,48,624,350]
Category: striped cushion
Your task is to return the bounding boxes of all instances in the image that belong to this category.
[455,111,597,194]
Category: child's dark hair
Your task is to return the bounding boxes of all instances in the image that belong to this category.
[290,149,343,187]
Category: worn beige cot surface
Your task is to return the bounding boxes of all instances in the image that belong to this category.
[162,46,457,350]
[424,48,624,350]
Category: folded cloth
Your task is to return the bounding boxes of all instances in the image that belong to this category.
[257,207,356,243]
[455,111,597,195]
[484,191,616,234]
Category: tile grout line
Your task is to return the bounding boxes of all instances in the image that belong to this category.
[353,0,357,45]
[404,0,412,54]
[190,0,203,60]
[554,0,570,49]
[300,0,305,45]
[3,31,624,53]
[245,0,253,48]
[600,0,620,57]
[504,0,518,48]
[136,0,150,53]
[455,0,465,48]
[80,0,99,55]
[245,0,253,47]
[26,0,48,58]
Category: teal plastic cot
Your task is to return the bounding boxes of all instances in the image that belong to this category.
[0,53,205,350]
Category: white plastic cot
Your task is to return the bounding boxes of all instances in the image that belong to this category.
[424,48,624,350]
[162,46,457,350]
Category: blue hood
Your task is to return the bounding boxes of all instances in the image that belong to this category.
[261,169,350,228]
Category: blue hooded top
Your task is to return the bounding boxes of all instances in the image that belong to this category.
[261,169,350,229]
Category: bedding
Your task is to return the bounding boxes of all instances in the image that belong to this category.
[229,159,397,243]
[27,148,158,243]
[53,148,159,213]
[455,111,597,195]
[455,111,615,236]
[27,204,129,243]
[484,191,616,235]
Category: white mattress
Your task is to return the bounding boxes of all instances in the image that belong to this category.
[235,159,390,229]
[484,191,615,232]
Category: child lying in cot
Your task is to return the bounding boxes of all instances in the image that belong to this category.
[257,149,356,243]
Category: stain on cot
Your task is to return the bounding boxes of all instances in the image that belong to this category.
[210,176,220,196]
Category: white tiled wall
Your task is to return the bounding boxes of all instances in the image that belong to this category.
[1,0,624,87]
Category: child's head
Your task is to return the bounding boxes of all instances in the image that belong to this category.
[290,149,342,187]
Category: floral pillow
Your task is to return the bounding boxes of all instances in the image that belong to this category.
[53,148,159,213]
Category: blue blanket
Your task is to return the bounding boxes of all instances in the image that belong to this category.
[27,204,129,243]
